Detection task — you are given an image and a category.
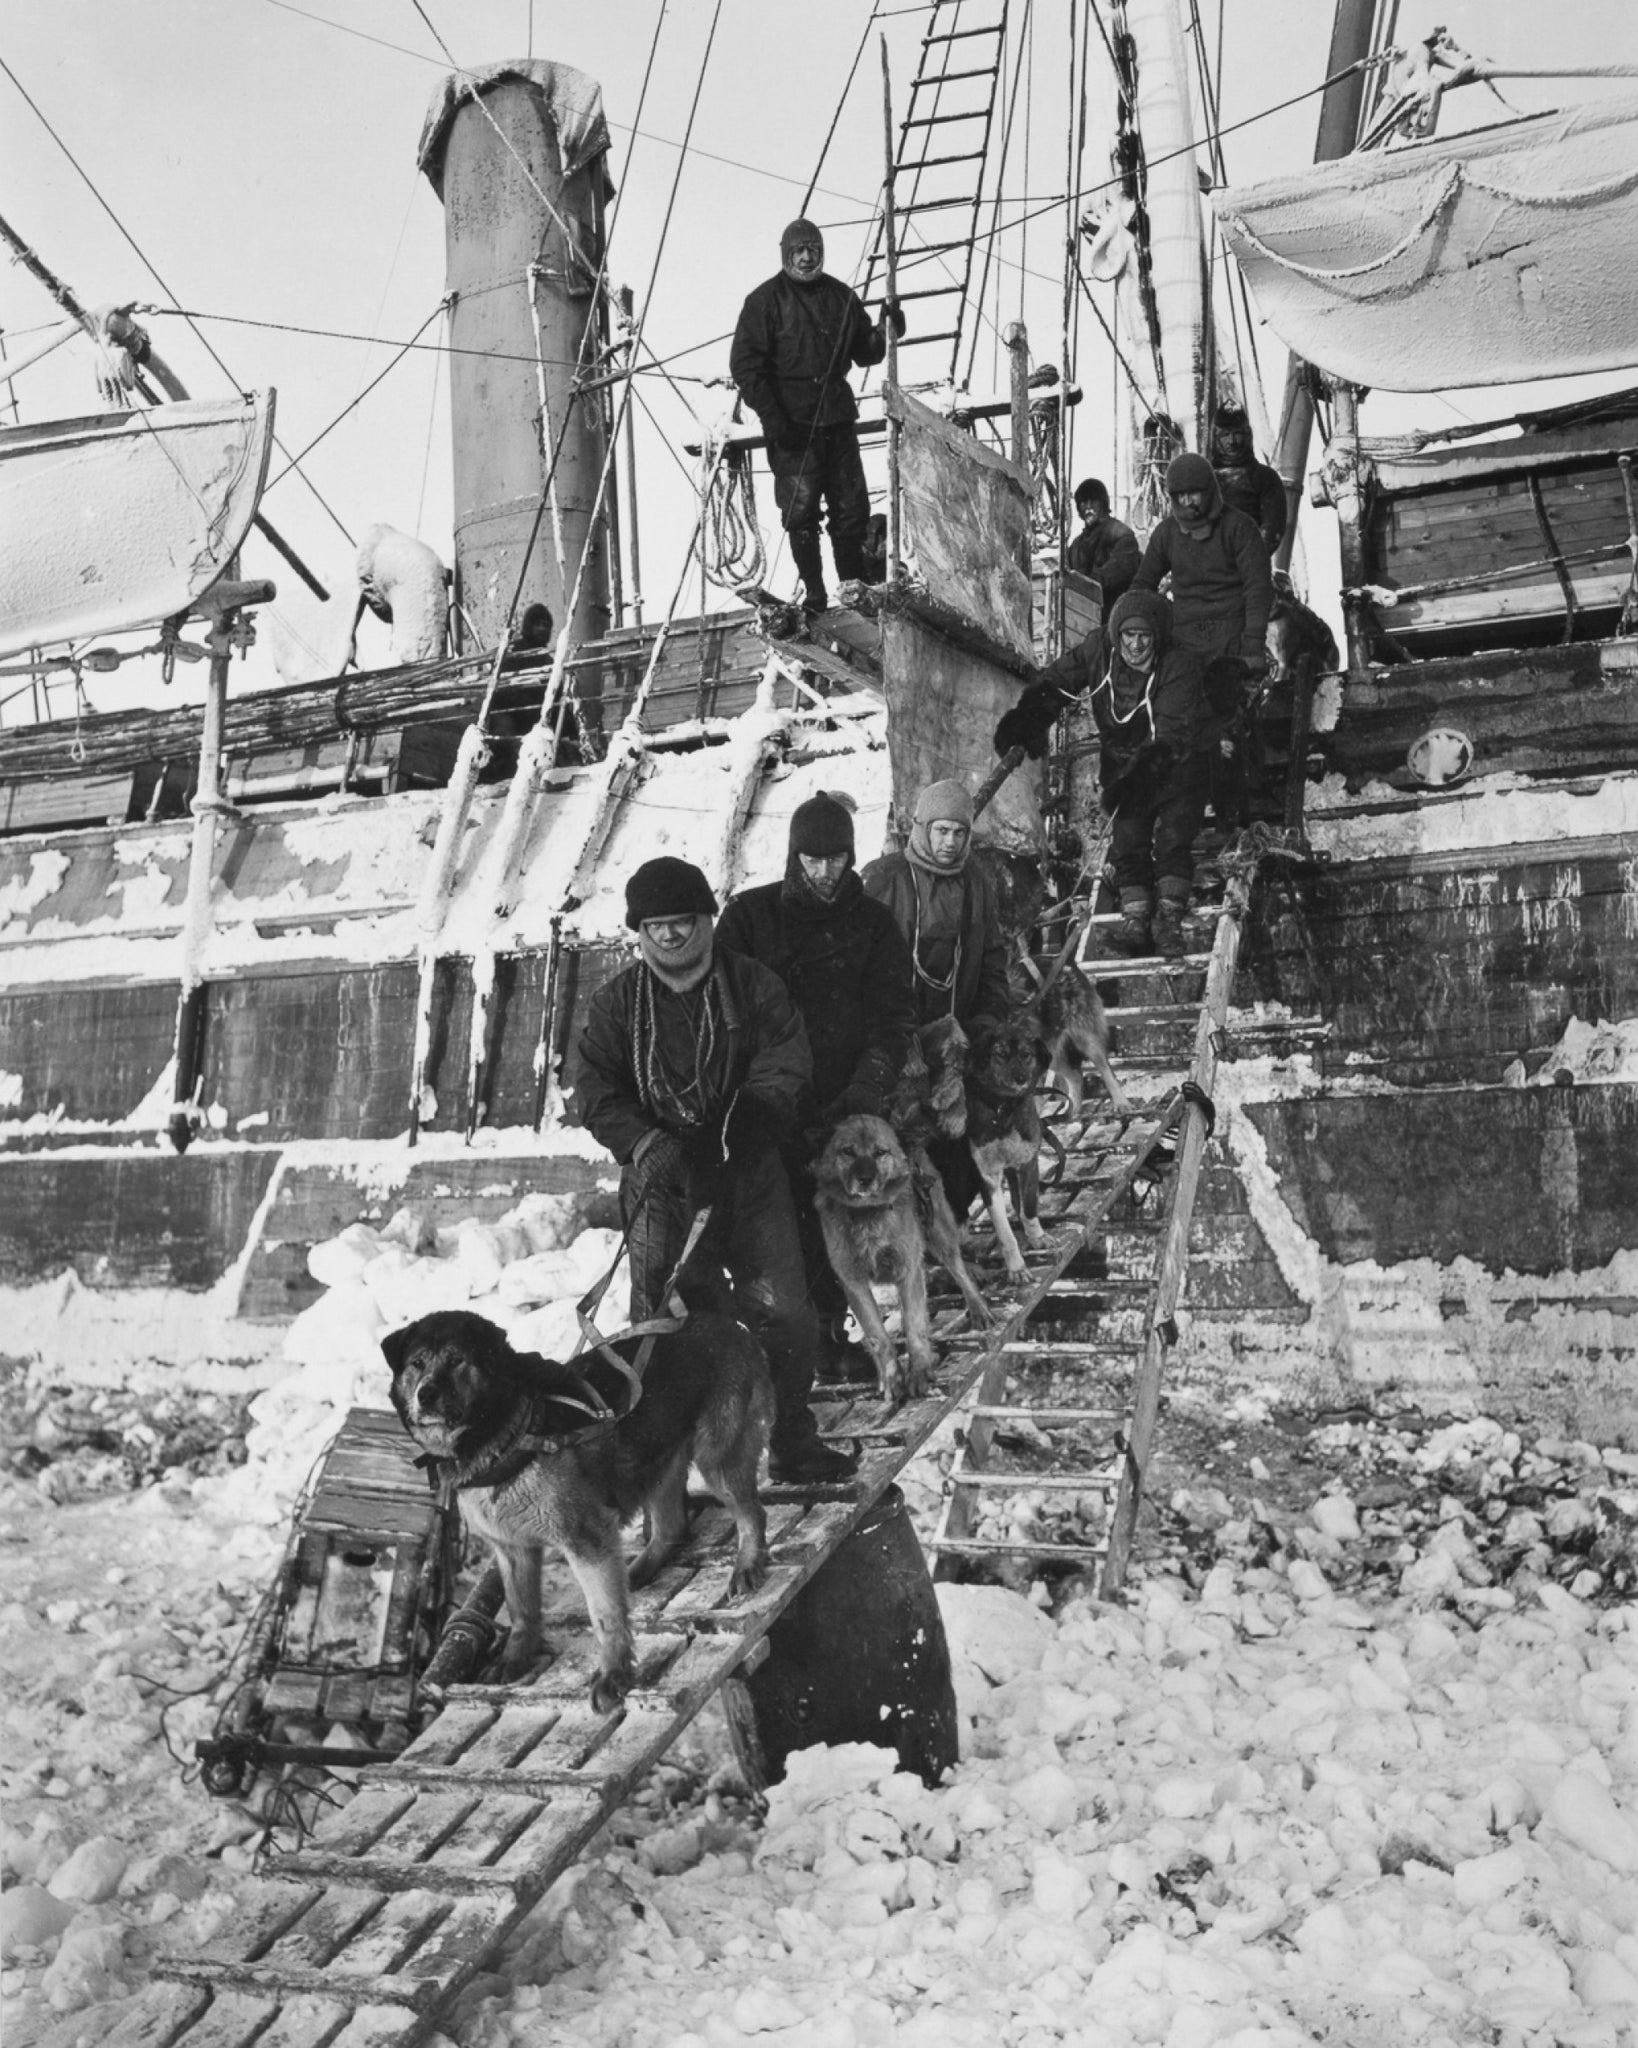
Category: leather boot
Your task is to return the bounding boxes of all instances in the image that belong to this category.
[1153,898,1188,959]
[789,530,828,615]
[1101,891,1153,958]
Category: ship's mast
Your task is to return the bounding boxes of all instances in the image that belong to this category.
[1269,0,1381,571]
[1119,0,1209,449]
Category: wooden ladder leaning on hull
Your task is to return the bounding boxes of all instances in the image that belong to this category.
[930,861,1261,1596]
[111,1008,1191,2048]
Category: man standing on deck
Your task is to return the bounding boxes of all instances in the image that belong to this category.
[1064,478,1141,610]
[717,791,916,1380]
[730,219,905,617]
[1210,406,1287,559]
[573,856,857,1485]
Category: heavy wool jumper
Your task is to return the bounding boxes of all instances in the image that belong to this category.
[1131,462,1273,663]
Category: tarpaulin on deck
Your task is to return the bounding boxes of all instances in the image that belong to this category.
[1216,95,1638,391]
[881,389,1041,855]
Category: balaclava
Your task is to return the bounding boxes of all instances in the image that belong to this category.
[906,779,974,873]
[781,218,824,283]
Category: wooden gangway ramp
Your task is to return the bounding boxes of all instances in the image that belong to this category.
[115,877,1278,2048]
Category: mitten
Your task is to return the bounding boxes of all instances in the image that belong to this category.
[627,1129,687,1208]
[994,688,1065,761]
[879,299,907,340]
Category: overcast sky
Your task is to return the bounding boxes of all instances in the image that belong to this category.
[4,0,1633,713]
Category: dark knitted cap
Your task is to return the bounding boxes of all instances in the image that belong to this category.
[1073,476,1110,510]
[781,217,824,258]
[1166,451,1217,496]
[789,791,855,858]
[625,857,718,929]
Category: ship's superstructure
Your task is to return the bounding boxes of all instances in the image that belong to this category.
[0,8,1634,1443]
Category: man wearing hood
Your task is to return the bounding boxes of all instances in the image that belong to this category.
[717,792,915,1376]
[994,590,1212,957]
[1210,407,1287,559]
[730,218,905,615]
[573,855,856,1484]
[862,779,1014,1216]
[861,781,1013,1035]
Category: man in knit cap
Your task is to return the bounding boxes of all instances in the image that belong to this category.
[1065,478,1141,611]
[730,219,906,616]
[1132,450,1273,681]
[718,791,916,1377]
[1210,406,1287,559]
[995,590,1213,958]
[573,855,855,1483]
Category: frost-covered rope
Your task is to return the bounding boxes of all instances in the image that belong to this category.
[1219,162,1461,281]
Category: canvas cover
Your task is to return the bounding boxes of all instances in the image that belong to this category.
[882,616,1042,858]
[1216,95,1638,391]
[0,394,273,661]
[892,389,1035,662]
[418,59,613,197]
[882,390,1041,855]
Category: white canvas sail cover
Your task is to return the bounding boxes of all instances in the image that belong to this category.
[0,394,273,661]
[1215,95,1638,391]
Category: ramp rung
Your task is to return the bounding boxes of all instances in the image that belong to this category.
[968,1405,1123,1422]
[928,1535,1110,1560]
[269,1852,520,1897]
[946,1469,1115,1494]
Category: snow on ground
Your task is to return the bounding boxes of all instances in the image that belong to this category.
[5,1220,1638,2046]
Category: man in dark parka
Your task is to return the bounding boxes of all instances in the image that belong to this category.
[573,856,855,1483]
[995,590,1213,959]
[717,791,915,1376]
[730,218,903,615]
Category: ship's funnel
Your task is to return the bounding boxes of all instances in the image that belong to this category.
[419,60,614,652]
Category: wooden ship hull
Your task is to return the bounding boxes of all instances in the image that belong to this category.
[2,33,1636,1445]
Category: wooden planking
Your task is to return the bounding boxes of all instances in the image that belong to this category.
[0,768,138,834]
[1248,1086,1638,1273]
[1241,842,1637,1084]
[201,965,422,1144]
[0,978,180,1124]
[0,1148,281,1290]
[1324,639,1638,783]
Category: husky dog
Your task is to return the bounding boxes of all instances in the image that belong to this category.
[1034,963,1133,1121]
[965,1016,1055,1277]
[812,1114,993,1407]
[383,1309,772,1711]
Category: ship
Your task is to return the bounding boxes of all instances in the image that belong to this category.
[3,1,1633,1433]
[4,3,1638,2038]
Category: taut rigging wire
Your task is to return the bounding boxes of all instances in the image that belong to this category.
[0,52,358,546]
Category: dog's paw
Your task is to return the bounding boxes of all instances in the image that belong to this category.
[1023,1218,1048,1247]
[728,1554,770,1600]
[590,1665,633,1715]
[877,1360,910,1411]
